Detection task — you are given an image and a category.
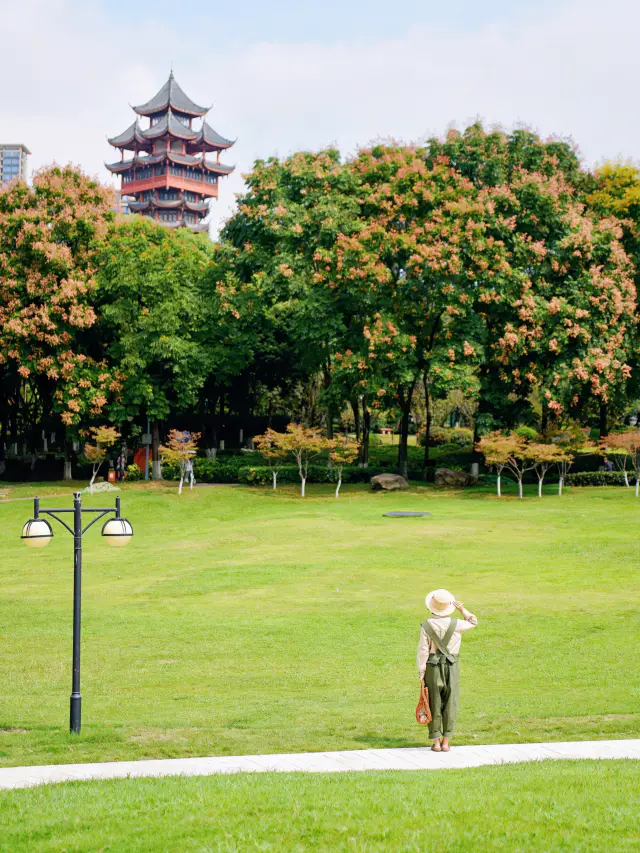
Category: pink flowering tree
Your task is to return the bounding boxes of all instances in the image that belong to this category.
[0,165,115,477]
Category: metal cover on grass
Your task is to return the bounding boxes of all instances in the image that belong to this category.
[383,511,432,517]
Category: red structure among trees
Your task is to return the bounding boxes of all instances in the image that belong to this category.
[106,73,235,233]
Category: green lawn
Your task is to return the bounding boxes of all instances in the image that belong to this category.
[0,479,639,768]
[1,761,638,852]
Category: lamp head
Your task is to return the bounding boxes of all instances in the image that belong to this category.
[101,517,134,547]
[21,518,53,548]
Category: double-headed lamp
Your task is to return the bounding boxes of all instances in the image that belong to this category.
[21,518,53,548]
[101,517,134,547]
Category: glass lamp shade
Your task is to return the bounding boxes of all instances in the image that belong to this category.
[101,517,134,547]
[21,518,53,548]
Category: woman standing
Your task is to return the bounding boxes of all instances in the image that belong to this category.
[417,588,478,752]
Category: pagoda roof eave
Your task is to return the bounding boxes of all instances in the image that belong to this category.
[133,72,210,118]
[108,120,149,149]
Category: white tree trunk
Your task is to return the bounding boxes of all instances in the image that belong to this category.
[152,459,162,480]
[89,467,98,494]
[518,479,523,500]
[189,472,194,490]
[63,457,73,481]
[272,470,277,490]
[624,471,630,488]
[497,473,501,497]
[636,477,639,498]
[178,474,184,495]
[558,478,563,496]
[335,474,342,499]
[538,477,542,498]
[301,476,306,497]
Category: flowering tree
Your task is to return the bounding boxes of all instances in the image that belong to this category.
[254,428,289,489]
[601,431,640,494]
[280,423,329,497]
[318,145,512,477]
[160,430,201,495]
[526,442,571,498]
[329,436,359,498]
[82,426,120,493]
[476,431,533,499]
[0,165,115,477]
[548,425,590,495]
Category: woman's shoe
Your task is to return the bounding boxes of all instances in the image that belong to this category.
[431,742,442,752]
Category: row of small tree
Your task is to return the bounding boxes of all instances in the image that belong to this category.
[477,428,640,498]
[254,424,359,498]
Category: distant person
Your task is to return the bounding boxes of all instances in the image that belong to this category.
[417,589,478,752]
[604,458,614,472]
[185,456,195,490]
[116,451,126,482]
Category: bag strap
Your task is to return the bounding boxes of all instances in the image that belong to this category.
[423,618,458,663]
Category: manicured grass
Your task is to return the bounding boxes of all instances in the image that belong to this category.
[1,761,638,852]
[0,480,639,768]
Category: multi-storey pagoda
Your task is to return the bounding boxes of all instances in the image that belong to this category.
[106,73,234,232]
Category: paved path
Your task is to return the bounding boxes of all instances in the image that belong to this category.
[1,739,638,790]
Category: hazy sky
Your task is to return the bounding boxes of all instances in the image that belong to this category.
[2,0,639,234]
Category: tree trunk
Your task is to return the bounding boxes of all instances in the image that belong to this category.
[323,367,333,439]
[178,473,184,495]
[397,381,416,480]
[63,438,73,481]
[423,372,432,472]
[497,472,501,497]
[599,404,608,438]
[151,421,162,480]
[89,465,99,493]
[335,473,342,499]
[541,405,548,434]
[272,470,277,490]
[301,476,306,497]
[558,478,563,496]
[538,476,542,498]
[361,398,370,468]
[624,471,629,488]
[518,478,523,500]
[636,477,639,498]
[352,397,361,444]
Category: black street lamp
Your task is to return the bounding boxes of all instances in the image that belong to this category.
[21,492,133,734]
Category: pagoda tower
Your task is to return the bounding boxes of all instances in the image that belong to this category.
[106,73,235,233]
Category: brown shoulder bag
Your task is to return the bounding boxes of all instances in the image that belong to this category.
[415,682,432,725]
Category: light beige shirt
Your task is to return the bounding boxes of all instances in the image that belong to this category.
[416,609,478,679]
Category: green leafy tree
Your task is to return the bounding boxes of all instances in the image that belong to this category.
[95,218,214,478]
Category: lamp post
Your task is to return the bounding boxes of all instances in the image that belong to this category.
[21,492,133,734]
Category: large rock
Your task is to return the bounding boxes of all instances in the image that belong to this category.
[370,473,409,491]
[435,467,474,487]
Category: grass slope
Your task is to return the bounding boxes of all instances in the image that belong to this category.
[1,761,638,852]
[0,480,639,767]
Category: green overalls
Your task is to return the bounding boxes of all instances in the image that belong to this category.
[422,618,460,740]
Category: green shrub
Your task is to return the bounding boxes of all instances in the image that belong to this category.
[516,425,539,440]
[565,471,629,487]
[237,464,425,487]
[125,464,142,481]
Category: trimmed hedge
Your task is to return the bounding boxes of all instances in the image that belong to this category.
[237,464,429,486]
[565,471,631,487]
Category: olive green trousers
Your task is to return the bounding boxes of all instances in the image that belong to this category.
[424,652,459,739]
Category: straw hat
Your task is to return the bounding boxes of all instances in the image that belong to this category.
[425,588,455,617]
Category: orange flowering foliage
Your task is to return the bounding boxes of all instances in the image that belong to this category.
[492,189,636,414]
[319,145,517,432]
[0,165,115,426]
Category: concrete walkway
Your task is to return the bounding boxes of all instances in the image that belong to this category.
[1,739,638,790]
